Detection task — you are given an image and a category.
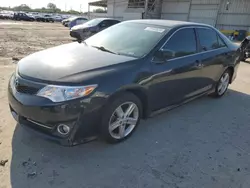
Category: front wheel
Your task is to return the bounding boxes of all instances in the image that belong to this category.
[100,92,142,143]
[212,70,231,98]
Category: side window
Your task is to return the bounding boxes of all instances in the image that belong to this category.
[110,20,119,25]
[162,28,197,59]
[100,20,109,27]
[197,28,219,51]
[106,20,113,26]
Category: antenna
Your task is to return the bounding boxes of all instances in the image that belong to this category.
[226,1,230,10]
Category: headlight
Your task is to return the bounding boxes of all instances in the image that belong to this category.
[37,85,97,102]
[10,74,15,89]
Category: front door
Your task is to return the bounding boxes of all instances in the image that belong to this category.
[149,28,206,111]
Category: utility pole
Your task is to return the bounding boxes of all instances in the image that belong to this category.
[88,4,90,19]
[80,4,82,13]
[144,0,149,19]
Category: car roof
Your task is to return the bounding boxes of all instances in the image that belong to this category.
[93,18,120,21]
[125,19,211,28]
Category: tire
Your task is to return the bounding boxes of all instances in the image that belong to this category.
[212,69,231,98]
[100,92,142,143]
[241,56,247,62]
[240,55,246,62]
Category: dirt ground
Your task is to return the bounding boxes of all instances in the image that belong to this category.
[1,20,250,188]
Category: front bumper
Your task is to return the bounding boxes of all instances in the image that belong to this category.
[8,74,105,146]
[70,30,81,40]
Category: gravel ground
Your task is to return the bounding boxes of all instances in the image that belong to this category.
[1,20,250,188]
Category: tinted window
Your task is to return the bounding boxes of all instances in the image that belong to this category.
[84,19,103,26]
[110,20,120,25]
[100,20,113,27]
[79,18,87,21]
[197,28,220,51]
[162,28,197,59]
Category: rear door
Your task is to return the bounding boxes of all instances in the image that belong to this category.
[150,28,205,110]
[196,28,229,87]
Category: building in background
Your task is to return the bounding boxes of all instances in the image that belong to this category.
[89,0,250,35]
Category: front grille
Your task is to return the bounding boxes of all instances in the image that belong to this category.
[70,31,80,39]
[15,84,39,95]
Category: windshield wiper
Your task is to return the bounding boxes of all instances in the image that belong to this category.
[91,46,117,54]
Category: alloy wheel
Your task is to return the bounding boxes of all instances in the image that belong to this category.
[108,102,139,139]
[218,72,230,95]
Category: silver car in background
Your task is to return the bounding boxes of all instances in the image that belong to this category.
[70,18,120,41]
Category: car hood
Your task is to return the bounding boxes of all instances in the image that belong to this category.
[18,43,136,83]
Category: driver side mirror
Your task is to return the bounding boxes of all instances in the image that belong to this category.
[154,49,175,62]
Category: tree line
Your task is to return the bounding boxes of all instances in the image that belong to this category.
[0,3,106,14]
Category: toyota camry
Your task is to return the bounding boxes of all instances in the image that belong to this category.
[8,20,240,146]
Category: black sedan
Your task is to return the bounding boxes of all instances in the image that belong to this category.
[8,20,240,146]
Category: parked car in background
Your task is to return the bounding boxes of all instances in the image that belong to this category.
[33,14,43,22]
[53,15,63,22]
[70,18,120,40]
[68,17,88,29]
[13,12,35,21]
[62,16,77,27]
[0,13,4,19]
[8,20,240,146]
[34,14,54,22]
[34,14,45,22]
[0,12,13,19]
[239,36,250,61]
[44,15,54,22]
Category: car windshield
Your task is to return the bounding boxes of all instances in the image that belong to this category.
[84,19,103,26]
[68,16,77,21]
[85,22,169,58]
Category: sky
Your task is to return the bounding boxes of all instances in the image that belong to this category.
[0,0,98,12]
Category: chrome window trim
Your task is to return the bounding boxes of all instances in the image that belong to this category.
[167,47,227,62]
[158,26,228,62]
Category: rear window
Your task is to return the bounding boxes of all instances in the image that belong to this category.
[162,28,197,59]
[197,28,226,51]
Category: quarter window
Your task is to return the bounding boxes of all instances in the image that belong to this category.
[217,35,227,48]
[162,28,197,59]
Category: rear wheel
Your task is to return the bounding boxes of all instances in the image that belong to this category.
[212,69,231,98]
[100,92,142,143]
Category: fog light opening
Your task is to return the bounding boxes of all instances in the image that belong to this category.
[57,124,70,135]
